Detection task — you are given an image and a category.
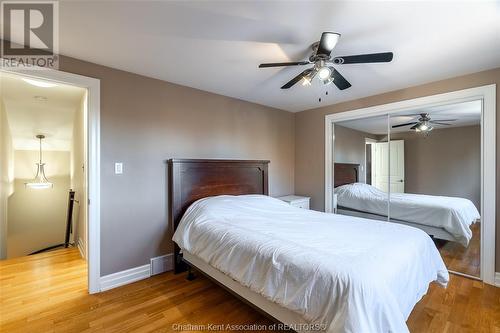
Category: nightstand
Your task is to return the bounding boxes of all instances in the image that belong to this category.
[276,195,310,209]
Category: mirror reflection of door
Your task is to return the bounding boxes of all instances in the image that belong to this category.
[371,140,405,193]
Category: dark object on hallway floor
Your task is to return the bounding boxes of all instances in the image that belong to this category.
[29,190,77,255]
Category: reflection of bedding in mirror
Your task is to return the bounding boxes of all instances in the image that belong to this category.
[333,101,482,277]
[388,125,480,208]
[335,183,479,246]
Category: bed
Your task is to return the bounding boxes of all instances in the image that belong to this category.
[333,163,480,247]
[169,159,448,333]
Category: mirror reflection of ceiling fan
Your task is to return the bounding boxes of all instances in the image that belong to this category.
[392,113,458,133]
[258,32,393,90]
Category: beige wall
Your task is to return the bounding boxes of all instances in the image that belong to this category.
[70,93,87,259]
[7,150,70,258]
[391,125,480,209]
[295,67,500,270]
[59,56,295,276]
[0,100,14,259]
[334,125,377,183]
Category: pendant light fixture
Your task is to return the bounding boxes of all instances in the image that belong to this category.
[25,135,53,189]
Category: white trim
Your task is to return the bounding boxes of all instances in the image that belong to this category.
[325,118,334,213]
[481,85,496,285]
[448,270,482,282]
[325,84,496,285]
[495,272,500,287]
[100,264,151,292]
[100,254,174,291]
[1,64,101,293]
[77,237,85,259]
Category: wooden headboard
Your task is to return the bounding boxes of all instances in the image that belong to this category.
[334,163,360,187]
[168,159,269,273]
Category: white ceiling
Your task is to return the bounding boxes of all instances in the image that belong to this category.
[338,100,482,135]
[1,72,85,150]
[46,1,500,112]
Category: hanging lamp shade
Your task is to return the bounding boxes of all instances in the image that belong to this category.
[25,135,53,189]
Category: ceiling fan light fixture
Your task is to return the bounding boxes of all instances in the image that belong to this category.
[317,66,331,81]
[322,77,335,85]
[259,31,393,91]
[301,69,317,86]
[415,121,433,133]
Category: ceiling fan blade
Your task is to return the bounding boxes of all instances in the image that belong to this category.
[431,119,458,122]
[430,121,452,126]
[316,32,340,57]
[392,122,418,128]
[259,61,309,68]
[329,68,351,90]
[281,69,313,89]
[333,52,393,64]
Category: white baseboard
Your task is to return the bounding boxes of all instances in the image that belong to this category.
[495,272,500,287]
[100,264,151,291]
[77,238,85,259]
[150,253,174,276]
[99,253,174,292]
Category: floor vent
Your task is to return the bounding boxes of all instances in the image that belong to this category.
[150,254,174,276]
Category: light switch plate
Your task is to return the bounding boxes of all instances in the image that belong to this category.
[115,163,123,174]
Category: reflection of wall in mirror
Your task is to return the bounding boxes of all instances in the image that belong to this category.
[390,125,480,210]
[334,125,379,183]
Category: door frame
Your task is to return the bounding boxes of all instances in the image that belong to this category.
[364,138,377,186]
[1,63,101,293]
[324,84,496,285]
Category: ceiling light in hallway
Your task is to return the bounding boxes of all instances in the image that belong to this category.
[25,135,53,189]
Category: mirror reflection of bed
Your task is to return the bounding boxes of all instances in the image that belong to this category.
[332,100,481,278]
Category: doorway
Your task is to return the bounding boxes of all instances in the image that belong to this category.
[1,72,87,260]
[325,85,496,285]
[0,66,100,293]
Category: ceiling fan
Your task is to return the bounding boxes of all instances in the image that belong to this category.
[258,32,393,90]
[392,113,457,133]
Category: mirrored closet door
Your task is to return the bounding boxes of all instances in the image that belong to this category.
[332,100,482,279]
[388,101,481,278]
[333,113,389,221]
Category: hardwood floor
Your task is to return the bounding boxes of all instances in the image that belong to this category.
[1,248,499,332]
[436,222,480,277]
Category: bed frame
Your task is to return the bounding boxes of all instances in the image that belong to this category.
[168,158,311,327]
[334,163,360,188]
[168,159,269,273]
[334,163,457,242]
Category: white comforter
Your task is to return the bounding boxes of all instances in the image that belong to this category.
[335,183,480,246]
[173,195,448,333]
